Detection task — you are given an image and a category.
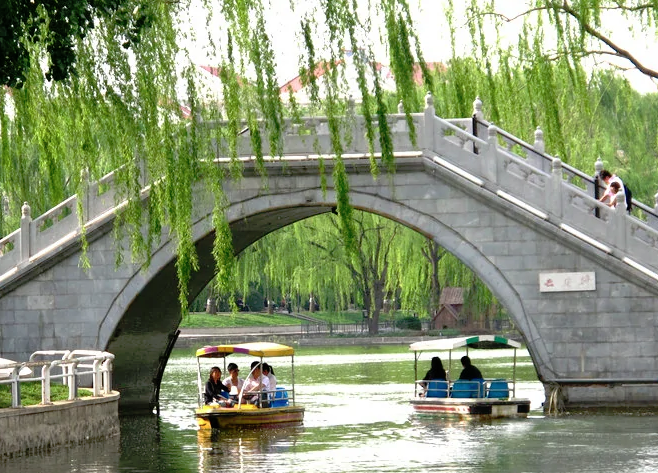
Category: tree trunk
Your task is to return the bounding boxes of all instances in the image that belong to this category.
[428,239,442,323]
[205,297,217,314]
[368,273,386,335]
[309,292,316,313]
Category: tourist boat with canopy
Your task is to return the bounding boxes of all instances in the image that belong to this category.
[409,335,531,419]
[195,342,305,429]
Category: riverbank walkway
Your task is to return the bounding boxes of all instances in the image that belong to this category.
[175,325,522,348]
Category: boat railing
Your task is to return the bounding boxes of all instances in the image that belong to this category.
[231,386,294,407]
[415,378,515,399]
[0,350,115,408]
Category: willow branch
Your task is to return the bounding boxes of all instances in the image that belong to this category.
[551,1,658,79]
[480,2,658,80]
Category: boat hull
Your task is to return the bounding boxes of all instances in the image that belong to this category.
[195,404,305,430]
[410,398,530,419]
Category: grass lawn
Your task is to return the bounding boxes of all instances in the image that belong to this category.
[0,382,92,409]
[181,310,421,328]
[180,312,305,328]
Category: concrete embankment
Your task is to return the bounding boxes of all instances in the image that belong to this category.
[0,392,120,458]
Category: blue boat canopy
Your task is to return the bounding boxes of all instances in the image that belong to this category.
[409,335,522,352]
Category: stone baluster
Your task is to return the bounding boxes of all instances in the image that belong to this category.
[482,124,498,183]
[549,157,563,218]
[649,192,658,230]
[472,96,484,121]
[137,148,149,189]
[533,127,545,154]
[531,126,546,172]
[347,96,361,152]
[471,96,485,154]
[19,202,31,267]
[397,100,404,114]
[593,157,604,202]
[80,168,90,227]
[423,92,435,151]
[614,191,627,251]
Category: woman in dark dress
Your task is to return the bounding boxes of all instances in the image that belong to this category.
[204,366,231,405]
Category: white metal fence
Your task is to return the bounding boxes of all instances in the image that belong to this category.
[0,350,114,408]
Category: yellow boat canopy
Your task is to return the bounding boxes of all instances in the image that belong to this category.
[409,335,522,352]
[196,342,295,359]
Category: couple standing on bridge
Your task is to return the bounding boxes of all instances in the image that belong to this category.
[599,169,632,213]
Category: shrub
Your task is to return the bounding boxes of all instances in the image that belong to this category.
[396,316,422,330]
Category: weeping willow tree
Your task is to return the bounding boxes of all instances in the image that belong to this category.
[3,0,658,315]
[0,0,433,311]
[221,210,505,333]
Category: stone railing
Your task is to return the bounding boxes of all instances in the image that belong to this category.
[0,350,114,408]
[1,94,658,283]
[419,92,658,278]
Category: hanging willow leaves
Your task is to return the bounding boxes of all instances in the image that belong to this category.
[2,0,658,319]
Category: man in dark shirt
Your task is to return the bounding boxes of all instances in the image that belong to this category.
[458,356,483,380]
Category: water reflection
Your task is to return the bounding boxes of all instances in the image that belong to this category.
[9,345,658,472]
[1,431,120,473]
[197,427,303,471]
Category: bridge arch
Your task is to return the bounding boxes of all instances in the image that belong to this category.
[100,184,553,411]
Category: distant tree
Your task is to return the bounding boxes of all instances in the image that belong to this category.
[1,0,152,88]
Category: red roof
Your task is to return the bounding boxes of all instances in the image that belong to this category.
[279,59,345,94]
[199,60,444,97]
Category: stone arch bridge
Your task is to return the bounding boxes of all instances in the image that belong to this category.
[2,95,658,412]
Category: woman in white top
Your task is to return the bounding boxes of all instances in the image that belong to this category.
[262,363,277,391]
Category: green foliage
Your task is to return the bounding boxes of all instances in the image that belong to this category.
[395,316,421,330]
[0,0,155,87]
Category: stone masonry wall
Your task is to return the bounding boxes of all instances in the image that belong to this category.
[0,393,120,458]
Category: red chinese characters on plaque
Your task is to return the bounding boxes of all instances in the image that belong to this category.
[539,272,595,292]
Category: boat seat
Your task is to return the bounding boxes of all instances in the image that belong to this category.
[425,380,448,398]
[451,379,483,398]
[271,386,289,407]
[487,379,510,399]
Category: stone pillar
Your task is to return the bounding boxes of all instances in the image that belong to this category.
[649,192,658,230]
[19,201,31,267]
[482,124,498,183]
[593,157,604,201]
[423,92,435,151]
[531,126,546,172]
[550,158,563,218]
[614,192,627,251]
[80,167,90,228]
[397,100,404,114]
[534,127,545,154]
[347,96,362,152]
[137,148,149,189]
[471,96,485,154]
[472,96,484,121]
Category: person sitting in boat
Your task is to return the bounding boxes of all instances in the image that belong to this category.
[204,366,233,406]
[242,361,271,406]
[419,356,447,397]
[420,356,446,387]
[458,356,483,380]
[223,362,244,395]
[263,363,277,391]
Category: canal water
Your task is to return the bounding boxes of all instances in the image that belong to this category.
[4,344,658,472]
